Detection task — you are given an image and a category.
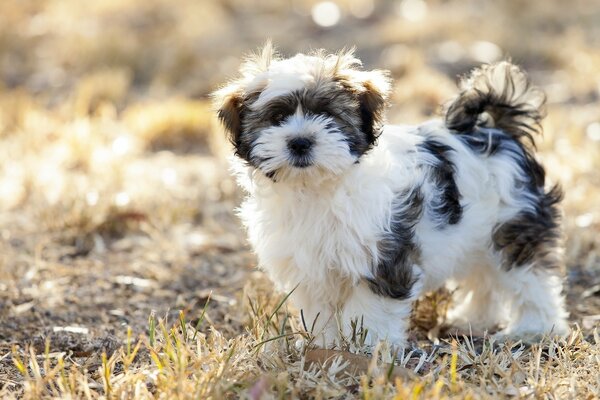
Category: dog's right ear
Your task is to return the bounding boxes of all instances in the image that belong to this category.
[213,84,245,149]
[213,42,276,150]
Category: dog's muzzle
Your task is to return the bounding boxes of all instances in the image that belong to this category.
[287,137,314,168]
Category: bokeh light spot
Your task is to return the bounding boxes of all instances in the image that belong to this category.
[86,191,99,206]
[350,0,375,19]
[112,136,132,156]
[397,0,428,22]
[312,1,341,28]
[114,192,131,207]
[469,41,502,63]
[576,213,594,228]
[437,41,465,64]
[586,122,600,141]
[161,168,178,186]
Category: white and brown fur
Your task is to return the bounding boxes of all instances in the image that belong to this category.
[213,44,569,348]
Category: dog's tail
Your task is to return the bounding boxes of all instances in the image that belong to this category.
[444,61,546,146]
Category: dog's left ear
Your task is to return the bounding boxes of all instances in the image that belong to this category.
[337,67,391,144]
[356,70,391,144]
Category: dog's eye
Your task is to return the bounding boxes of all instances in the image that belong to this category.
[320,109,335,119]
[271,112,287,125]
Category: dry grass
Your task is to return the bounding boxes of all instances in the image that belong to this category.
[1,0,599,398]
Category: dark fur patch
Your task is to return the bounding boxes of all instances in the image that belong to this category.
[216,92,244,150]
[366,189,423,299]
[357,79,388,146]
[492,185,563,270]
[418,139,463,227]
[456,129,546,190]
[456,129,563,270]
[300,84,372,155]
[221,91,261,162]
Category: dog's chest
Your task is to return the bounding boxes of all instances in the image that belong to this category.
[243,183,390,287]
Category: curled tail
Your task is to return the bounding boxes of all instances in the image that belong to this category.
[444,61,546,146]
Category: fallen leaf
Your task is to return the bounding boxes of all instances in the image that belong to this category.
[304,349,417,380]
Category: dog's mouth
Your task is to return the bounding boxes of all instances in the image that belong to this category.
[262,158,315,181]
[256,143,357,182]
[289,156,313,168]
[263,158,312,180]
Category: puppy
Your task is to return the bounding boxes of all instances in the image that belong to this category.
[213,43,569,348]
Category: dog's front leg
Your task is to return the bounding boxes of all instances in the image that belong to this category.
[292,284,340,348]
[340,281,417,349]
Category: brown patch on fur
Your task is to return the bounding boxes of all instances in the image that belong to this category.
[358,79,389,143]
[215,88,244,148]
[333,70,391,145]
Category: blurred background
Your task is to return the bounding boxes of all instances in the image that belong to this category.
[1,0,599,360]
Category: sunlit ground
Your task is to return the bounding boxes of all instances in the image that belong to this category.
[1,0,599,398]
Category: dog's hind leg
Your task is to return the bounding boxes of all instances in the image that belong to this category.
[494,264,569,340]
[445,263,508,336]
[490,186,569,340]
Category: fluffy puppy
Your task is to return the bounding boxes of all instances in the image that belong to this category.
[213,44,569,348]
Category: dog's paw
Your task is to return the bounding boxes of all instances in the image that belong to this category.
[492,323,570,345]
[492,330,544,345]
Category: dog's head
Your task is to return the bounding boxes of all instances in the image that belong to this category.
[213,43,391,182]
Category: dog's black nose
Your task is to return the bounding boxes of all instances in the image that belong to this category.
[288,137,313,156]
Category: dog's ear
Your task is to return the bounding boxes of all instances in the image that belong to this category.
[355,70,391,144]
[335,58,392,144]
[213,42,276,151]
[213,84,245,149]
